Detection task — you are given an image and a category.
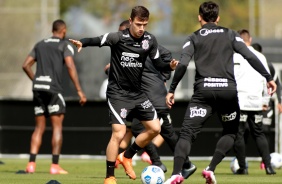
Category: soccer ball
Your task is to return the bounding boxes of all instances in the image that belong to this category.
[270,152,282,169]
[230,157,248,173]
[230,157,239,173]
[141,165,165,184]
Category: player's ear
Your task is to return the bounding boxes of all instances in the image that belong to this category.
[129,18,133,24]
[198,15,202,22]
[216,16,220,24]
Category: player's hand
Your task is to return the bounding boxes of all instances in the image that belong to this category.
[170,59,179,70]
[277,103,282,113]
[69,39,83,52]
[78,90,87,106]
[267,80,277,95]
[166,92,175,109]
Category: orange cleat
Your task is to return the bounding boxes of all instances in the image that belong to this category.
[116,151,136,180]
[115,159,120,169]
[25,162,36,173]
[104,176,117,184]
[50,164,68,174]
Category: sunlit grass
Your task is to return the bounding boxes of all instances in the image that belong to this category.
[0,158,281,184]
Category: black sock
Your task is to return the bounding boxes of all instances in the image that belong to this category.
[144,142,160,165]
[52,155,59,164]
[208,151,225,171]
[172,157,185,175]
[124,142,142,158]
[182,160,191,169]
[29,154,36,162]
[106,160,115,178]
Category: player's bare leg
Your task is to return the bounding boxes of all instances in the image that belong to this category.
[106,124,126,179]
[152,134,164,147]
[26,115,46,173]
[120,128,132,149]
[50,114,67,174]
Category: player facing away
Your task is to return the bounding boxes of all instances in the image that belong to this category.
[69,6,178,184]
[22,19,87,174]
[164,1,276,184]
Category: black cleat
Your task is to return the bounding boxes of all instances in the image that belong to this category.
[235,168,248,175]
[153,163,167,173]
[159,164,167,173]
[265,166,276,175]
[181,162,197,179]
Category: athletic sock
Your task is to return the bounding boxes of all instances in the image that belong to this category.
[208,151,225,171]
[124,142,142,158]
[106,160,115,178]
[52,154,59,164]
[144,142,160,164]
[29,153,37,162]
[172,156,185,175]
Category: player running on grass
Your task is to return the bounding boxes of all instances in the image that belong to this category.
[69,6,178,184]
[164,1,276,184]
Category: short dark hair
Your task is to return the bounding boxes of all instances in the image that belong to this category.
[119,20,130,28]
[252,43,263,53]
[130,6,149,21]
[199,1,219,22]
[52,19,66,32]
[237,29,251,42]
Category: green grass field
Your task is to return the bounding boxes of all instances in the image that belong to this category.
[0,158,281,184]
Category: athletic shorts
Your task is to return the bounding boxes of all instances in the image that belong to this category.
[33,91,66,117]
[107,93,158,125]
[131,108,170,135]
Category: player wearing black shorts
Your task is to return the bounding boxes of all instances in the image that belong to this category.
[129,44,176,171]
[22,19,87,174]
[164,2,276,184]
[69,6,178,184]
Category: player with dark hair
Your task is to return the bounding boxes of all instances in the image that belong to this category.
[164,1,276,184]
[102,20,168,170]
[69,6,178,184]
[22,19,87,174]
[233,29,276,175]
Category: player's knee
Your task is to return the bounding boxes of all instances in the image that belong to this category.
[150,126,160,136]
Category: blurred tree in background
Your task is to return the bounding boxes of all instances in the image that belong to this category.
[60,0,251,35]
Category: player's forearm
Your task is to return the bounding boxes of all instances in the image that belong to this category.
[152,58,172,71]
[169,63,187,93]
[67,67,83,92]
[80,37,101,47]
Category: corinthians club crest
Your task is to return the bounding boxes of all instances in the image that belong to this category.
[142,40,149,50]
[120,108,127,118]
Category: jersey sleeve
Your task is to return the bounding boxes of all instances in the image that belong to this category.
[231,30,272,82]
[169,35,194,93]
[159,45,172,81]
[80,32,120,47]
[63,41,75,58]
[150,36,172,71]
[29,45,37,61]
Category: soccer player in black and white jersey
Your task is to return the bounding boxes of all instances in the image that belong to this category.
[251,42,282,170]
[69,6,178,184]
[22,19,87,174]
[233,29,276,175]
[164,1,276,184]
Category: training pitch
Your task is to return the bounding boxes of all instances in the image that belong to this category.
[0,158,281,183]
